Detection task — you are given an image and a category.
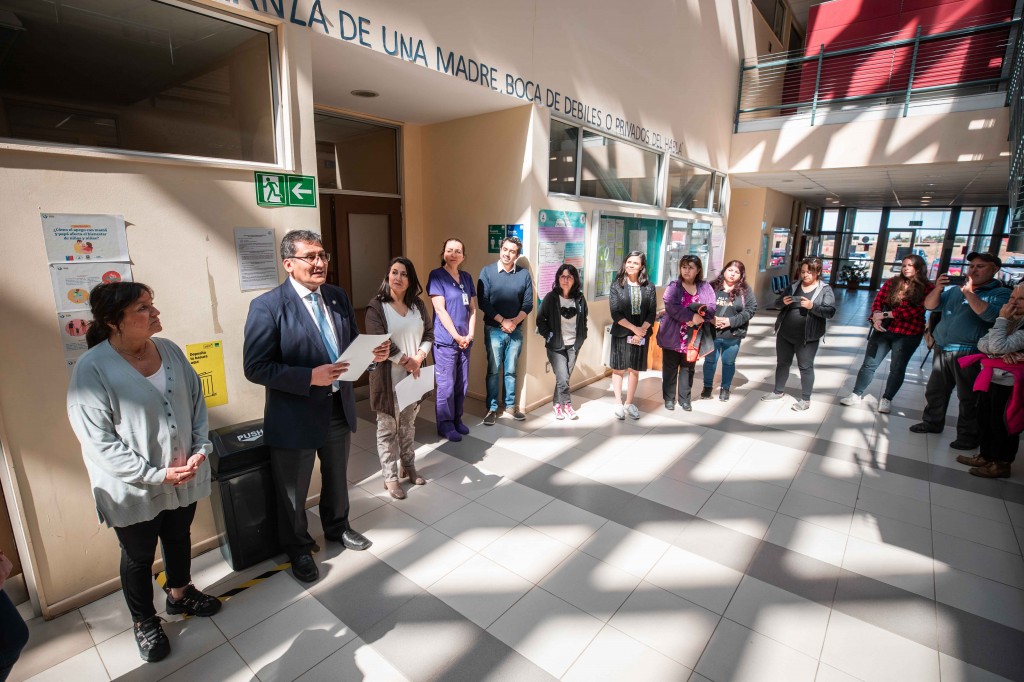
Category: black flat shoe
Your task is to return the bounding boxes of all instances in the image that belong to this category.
[700,386,713,399]
[909,422,942,434]
[290,553,319,583]
[719,388,730,402]
[664,400,675,410]
[949,439,979,451]
[680,399,692,412]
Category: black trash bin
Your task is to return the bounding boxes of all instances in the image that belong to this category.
[209,419,280,571]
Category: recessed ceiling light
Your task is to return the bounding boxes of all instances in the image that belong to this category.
[350,90,380,98]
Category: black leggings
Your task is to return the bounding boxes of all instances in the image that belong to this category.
[977,384,1020,464]
[113,503,197,623]
[774,336,820,400]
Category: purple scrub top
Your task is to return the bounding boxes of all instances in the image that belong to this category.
[427,267,475,345]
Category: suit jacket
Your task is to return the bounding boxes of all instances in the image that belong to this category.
[243,280,358,449]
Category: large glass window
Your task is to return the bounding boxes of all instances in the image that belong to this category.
[667,158,710,211]
[835,209,881,286]
[580,129,660,205]
[889,210,951,278]
[0,0,278,163]
[711,174,726,213]
[548,119,579,195]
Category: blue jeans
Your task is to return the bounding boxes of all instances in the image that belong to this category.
[0,590,28,682]
[702,337,742,389]
[485,326,523,411]
[851,331,923,400]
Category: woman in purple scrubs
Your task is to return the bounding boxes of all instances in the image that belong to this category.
[427,238,477,441]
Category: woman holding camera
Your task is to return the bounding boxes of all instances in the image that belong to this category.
[608,251,657,420]
[701,260,757,402]
[657,255,716,411]
[761,257,836,411]
[840,254,933,413]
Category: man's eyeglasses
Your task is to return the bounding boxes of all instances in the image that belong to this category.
[290,252,331,264]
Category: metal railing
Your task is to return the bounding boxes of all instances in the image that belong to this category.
[1008,19,1024,235]
[735,13,1020,131]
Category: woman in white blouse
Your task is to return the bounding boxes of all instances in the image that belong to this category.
[366,257,434,499]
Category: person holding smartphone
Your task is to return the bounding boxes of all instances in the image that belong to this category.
[909,252,1010,450]
[761,257,836,411]
[608,251,657,419]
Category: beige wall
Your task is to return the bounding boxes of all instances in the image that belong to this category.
[726,187,800,306]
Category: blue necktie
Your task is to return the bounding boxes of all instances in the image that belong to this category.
[309,292,339,362]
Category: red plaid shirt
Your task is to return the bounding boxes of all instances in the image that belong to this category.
[870,278,935,336]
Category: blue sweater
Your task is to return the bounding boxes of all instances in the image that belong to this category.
[478,263,534,328]
[933,279,1010,351]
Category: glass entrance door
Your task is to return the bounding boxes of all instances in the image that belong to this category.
[883,229,916,276]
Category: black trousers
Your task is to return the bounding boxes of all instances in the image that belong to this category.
[774,336,820,400]
[0,589,28,682]
[112,503,197,623]
[271,393,351,558]
[921,348,981,445]
[977,384,1020,463]
[662,348,697,401]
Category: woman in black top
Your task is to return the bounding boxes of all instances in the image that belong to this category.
[761,257,836,411]
[537,264,589,420]
[701,260,758,402]
[608,251,657,420]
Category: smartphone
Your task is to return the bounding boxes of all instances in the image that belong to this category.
[946,275,967,286]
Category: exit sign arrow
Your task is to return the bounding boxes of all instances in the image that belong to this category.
[255,172,317,208]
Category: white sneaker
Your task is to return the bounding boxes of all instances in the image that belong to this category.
[878,398,892,414]
[553,404,564,420]
[840,393,862,406]
[614,404,625,420]
[626,404,640,419]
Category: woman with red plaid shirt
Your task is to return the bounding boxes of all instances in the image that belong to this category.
[841,254,935,413]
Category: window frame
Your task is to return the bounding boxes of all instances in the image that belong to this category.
[0,0,288,170]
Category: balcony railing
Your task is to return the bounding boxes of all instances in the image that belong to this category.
[735,13,1020,131]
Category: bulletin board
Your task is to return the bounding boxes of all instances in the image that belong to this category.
[590,212,666,300]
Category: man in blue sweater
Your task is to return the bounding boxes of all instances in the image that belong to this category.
[478,237,533,425]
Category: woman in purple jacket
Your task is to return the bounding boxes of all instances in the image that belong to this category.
[656,255,716,411]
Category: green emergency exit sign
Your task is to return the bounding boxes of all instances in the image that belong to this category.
[254,172,317,208]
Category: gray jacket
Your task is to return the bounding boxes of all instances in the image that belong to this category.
[67,338,212,528]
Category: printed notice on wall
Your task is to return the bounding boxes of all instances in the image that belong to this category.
[186,340,228,408]
[49,263,133,313]
[537,210,586,298]
[595,217,626,298]
[58,310,94,369]
[709,226,726,280]
[234,228,279,291]
[41,213,129,263]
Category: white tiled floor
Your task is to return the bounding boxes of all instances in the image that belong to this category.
[10,292,1024,681]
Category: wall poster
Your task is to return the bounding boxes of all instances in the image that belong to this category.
[537,210,586,298]
[591,213,666,299]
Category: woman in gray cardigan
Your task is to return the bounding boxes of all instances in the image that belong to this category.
[66,282,220,664]
[366,257,434,499]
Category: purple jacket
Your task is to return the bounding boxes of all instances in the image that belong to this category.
[656,280,717,352]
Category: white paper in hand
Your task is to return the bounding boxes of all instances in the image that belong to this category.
[337,334,390,382]
[396,366,435,411]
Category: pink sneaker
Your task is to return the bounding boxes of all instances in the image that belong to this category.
[553,404,564,420]
[563,403,578,420]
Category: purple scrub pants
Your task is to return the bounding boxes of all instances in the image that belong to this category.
[434,343,470,432]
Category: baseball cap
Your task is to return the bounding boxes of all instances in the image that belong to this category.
[966,251,1002,268]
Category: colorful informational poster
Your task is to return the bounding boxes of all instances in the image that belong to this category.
[234,228,280,292]
[49,262,133,313]
[537,210,586,298]
[186,341,228,408]
[40,213,129,263]
[57,310,94,368]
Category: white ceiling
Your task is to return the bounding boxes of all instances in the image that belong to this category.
[310,32,520,125]
[730,160,1011,208]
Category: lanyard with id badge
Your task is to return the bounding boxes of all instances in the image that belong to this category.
[458,279,469,307]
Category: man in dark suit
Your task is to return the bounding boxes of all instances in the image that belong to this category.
[243,230,389,582]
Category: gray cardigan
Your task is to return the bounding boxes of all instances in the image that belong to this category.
[67,338,213,528]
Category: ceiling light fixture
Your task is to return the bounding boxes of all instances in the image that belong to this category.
[350,90,380,98]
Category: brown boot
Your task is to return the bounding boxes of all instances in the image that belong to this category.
[385,480,406,499]
[400,465,426,485]
[956,454,988,467]
[969,461,1011,479]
